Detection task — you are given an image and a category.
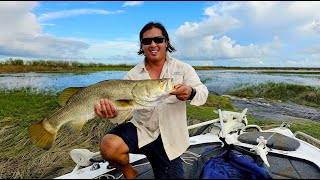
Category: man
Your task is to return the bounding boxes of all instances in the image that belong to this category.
[94,22,208,179]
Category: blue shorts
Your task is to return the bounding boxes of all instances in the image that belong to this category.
[108,122,184,179]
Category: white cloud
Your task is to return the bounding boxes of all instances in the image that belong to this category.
[0,1,40,37]
[38,9,124,22]
[203,1,240,17]
[0,33,89,60]
[298,18,320,35]
[175,16,240,40]
[173,14,267,60]
[174,34,267,60]
[203,6,217,17]
[0,1,89,60]
[270,36,282,50]
[210,1,320,33]
[84,40,141,63]
[303,45,320,55]
[172,1,320,65]
[258,36,283,56]
[122,1,144,7]
[287,1,320,18]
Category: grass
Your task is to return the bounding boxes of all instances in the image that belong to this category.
[1,58,320,73]
[0,65,133,73]
[258,71,320,75]
[0,87,319,178]
[227,82,320,146]
[0,87,117,178]
[0,58,136,73]
[228,82,320,108]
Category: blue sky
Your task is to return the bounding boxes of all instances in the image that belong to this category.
[1,1,320,67]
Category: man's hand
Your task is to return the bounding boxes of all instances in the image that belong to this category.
[94,99,118,118]
[170,84,193,101]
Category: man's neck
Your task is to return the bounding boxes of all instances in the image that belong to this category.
[145,58,166,79]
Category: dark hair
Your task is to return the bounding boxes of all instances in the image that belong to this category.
[137,22,176,55]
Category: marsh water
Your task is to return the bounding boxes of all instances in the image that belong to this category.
[1,70,320,94]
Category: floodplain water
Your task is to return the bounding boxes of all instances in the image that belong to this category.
[0,70,319,95]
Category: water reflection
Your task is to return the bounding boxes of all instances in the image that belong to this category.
[0,70,319,95]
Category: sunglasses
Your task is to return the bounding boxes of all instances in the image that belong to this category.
[141,36,166,45]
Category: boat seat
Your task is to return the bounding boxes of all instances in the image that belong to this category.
[238,132,300,151]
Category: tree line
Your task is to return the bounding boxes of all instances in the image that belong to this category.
[0,58,130,67]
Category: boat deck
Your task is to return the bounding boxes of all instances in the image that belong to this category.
[98,141,320,179]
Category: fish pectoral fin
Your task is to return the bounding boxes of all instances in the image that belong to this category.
[58,87,84,106]
[114,100,134,108]
[109,110,133,124]
[65,119,88,132]
[134,98,160,107]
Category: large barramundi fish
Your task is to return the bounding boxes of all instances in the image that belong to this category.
[28,78,175,150]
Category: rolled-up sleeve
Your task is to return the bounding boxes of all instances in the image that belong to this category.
[183,64,209,106]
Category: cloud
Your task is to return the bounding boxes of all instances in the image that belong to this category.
[298,18,320,35]
[172,1,320,64]
[0,1,40,37]
[175,16,240,39]
[0,1,89,60]
[38,9,124,22]
[173,13,267,60]
[0,34,89,59]
[83,40,141,63]
[303,45,320,55]
[206,1,320,35]
[122,1,143,7]
[174,34,267,60]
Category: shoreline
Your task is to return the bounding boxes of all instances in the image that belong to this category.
[1,65,320,74]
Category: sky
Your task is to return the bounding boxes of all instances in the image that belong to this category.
[0,1,320,67]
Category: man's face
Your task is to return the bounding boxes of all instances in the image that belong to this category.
[141,27,168,63]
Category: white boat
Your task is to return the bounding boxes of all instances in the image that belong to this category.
[56,107,320,179]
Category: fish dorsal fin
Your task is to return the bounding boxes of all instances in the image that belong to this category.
[65,119,88,132]
[58,87,84,106]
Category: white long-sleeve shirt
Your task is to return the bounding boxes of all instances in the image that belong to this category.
[124,53,209,160]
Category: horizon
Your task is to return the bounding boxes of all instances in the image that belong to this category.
[3,58,320,70]
[0,1,320,67]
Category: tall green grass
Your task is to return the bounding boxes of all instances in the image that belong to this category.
[228,82,320,108]
[0,87,117,178]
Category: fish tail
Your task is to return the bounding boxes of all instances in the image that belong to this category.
[28,120,57,150]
